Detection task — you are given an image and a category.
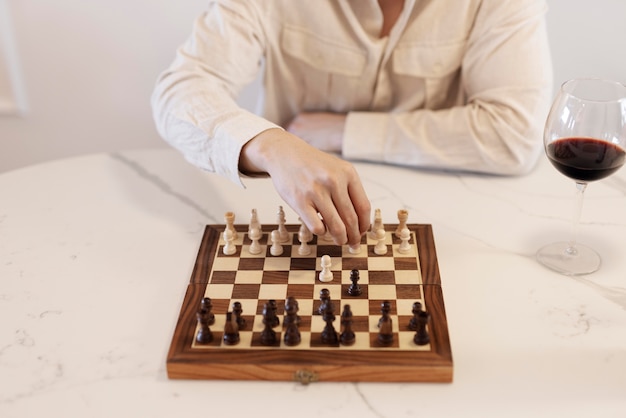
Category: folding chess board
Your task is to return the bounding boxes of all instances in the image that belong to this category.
[167,222,453,383]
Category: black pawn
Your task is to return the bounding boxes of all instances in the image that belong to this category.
[283,297,301,346]
[408,301,423,331]
[339,304,355,346]
[347,269,362,296]
[321,300,339,345]
[377,301,394,346]
[268,299,280,328]
[378,300,391,328]
[200,297,215,325]
[222,311,240,345]
[283,296,301,327]
[195,310,213,344]
[318,288,331,315]
[260,303,277,346]
[414,311,431,346]
[262,300,279,329]
[232,301,246,329]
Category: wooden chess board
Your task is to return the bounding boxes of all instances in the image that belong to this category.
[167,223,453,383]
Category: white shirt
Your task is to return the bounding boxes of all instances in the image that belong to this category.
[151,0,553,185]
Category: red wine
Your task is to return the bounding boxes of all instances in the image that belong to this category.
[546,137,625,182]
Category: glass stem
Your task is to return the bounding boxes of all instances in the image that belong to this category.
[567,182,587,255]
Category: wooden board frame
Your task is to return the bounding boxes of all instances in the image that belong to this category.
[167,224,453,383]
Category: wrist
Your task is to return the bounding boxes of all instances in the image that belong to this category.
[239,128,291,176]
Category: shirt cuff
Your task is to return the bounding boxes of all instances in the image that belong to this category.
[208,113,281,187]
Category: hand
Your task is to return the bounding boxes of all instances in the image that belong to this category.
[239,128,370,246]
[286,112,346,153]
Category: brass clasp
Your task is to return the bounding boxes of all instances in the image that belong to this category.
[294,369,319,385]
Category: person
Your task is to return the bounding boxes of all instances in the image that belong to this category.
[151,0,553,247]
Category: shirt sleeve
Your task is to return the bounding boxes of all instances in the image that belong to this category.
[150,1,279,186]
[343,0,553,176]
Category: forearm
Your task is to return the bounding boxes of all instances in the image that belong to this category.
[152,75,279,184]
[343,85,550,175]
[151,5,277,184]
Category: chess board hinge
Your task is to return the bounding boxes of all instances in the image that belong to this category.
[294,369,319,385]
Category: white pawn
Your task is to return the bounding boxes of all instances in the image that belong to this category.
[374,227,387,255]
[318,255,333,282]
[321,228,333,242]
[348,243,361,255]
[248,225,262,255]
[298,222,312,255]
[398,227,411,254]
[277,206,290,243]
[270,230,283,256]
[222,228,236,255]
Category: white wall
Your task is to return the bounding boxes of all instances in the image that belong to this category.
[0,0,625,173]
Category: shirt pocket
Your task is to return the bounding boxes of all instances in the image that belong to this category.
[281,25,367,110]
[392,40,465,108]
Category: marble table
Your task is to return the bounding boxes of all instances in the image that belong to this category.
[1,148,625,417]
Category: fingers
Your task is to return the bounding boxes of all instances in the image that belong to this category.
[289,174,351,245]
[260,131,370,246]
[311,162,371,246]
[273,161,369,246]
[348,173,372,238]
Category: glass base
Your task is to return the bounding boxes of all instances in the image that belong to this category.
[536,241,601,276]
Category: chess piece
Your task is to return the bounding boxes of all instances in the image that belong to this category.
[297,221,312,255]
[277,206,290,243]
[283,296,301,346]
[348,243,361,254]
[374,227,387,255]
[195,310,213,344]
[378,300,391,328]
[224,211,237,240]
[339,304,355,346]
[268,299,280,328]
[232,301,246,329]
[321,300,339,345]
[414,311,431,346]
[260,319,277,346]
[262,301,278,327]
[398,227,411,254]
[318,254,333,282]
[260,302,277,346]
[377,301,394,346]
[283,296,301,326]
[222,228,236,255]
[270,229,283,256]
[318,288,331,315]
[369,208,383,239]
[248,224,262,255]
[321,229,333,242]
[395,209,408,238]
[222,312,240,345]
[249,208,261,232]
[347,269,362,296]
[408,301,423,331]
[200,297,215,325]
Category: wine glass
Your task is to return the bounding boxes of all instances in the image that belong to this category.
[537,78,626,276]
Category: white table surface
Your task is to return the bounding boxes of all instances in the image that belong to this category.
[1,148,625,417]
